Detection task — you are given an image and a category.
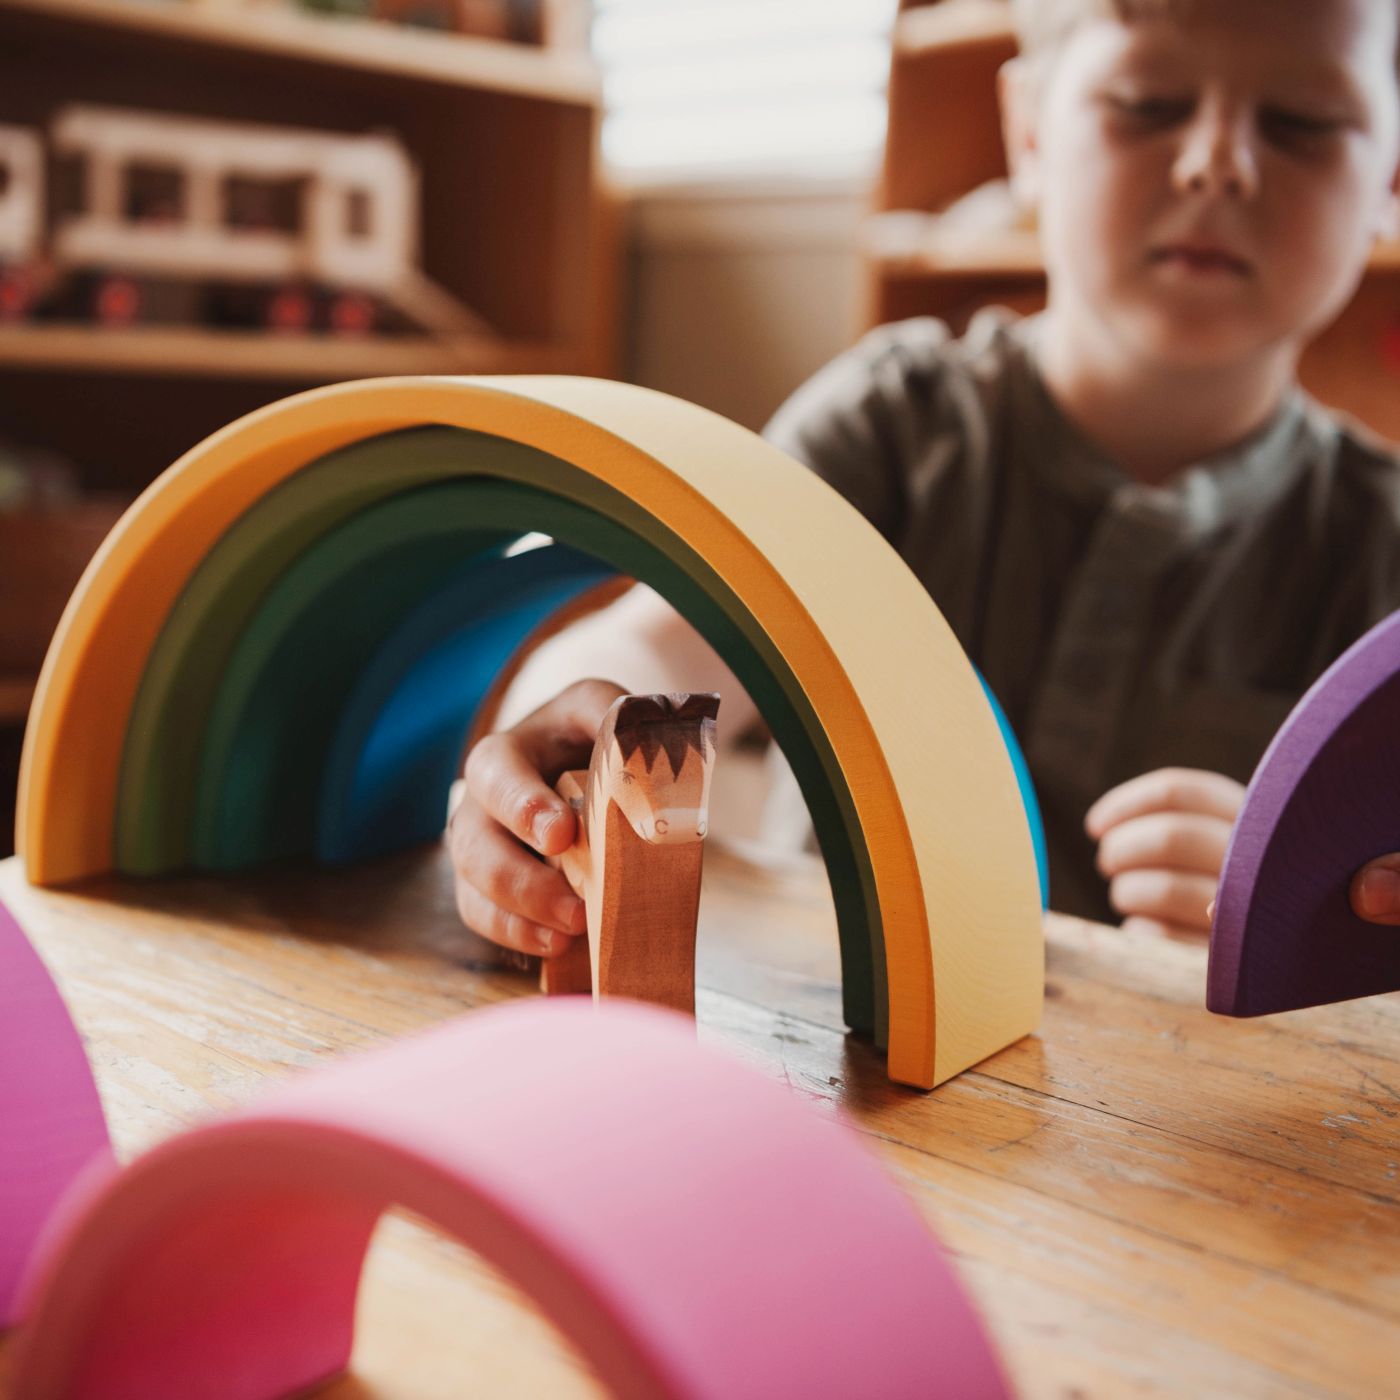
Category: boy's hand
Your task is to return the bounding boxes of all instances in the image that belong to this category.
[1349,856,1400,924]
[448,679,625,959]
[1085,768,1245,938]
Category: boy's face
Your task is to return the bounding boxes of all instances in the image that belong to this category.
[1012,0,1400,371]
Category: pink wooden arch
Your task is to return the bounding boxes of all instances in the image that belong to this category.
[12,1000,1009,1398]
[0,898,111,1326]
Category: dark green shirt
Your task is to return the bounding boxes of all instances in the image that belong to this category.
[763,309,1400,921]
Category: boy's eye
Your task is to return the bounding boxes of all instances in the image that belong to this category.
[1258,107,1347,150]
[1104,94,1194,131]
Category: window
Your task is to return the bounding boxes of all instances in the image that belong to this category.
[223,176,305,234]
[125,165,184,223]
[345,188,372,239]
[592,0,898,181]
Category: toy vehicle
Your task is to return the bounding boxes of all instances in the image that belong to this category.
[0,105,486,337]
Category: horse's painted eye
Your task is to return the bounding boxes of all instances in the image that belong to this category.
[622,772,634,783]
[696,821,707,837]
[654,818,669,834]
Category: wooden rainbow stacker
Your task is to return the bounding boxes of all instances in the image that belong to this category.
[16,375,1046,1089]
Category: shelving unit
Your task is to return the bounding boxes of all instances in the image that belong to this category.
[0,0,616,839]
[0,0,617,491]
[870,0,1400,442]
[0,0,602,103]
[0,324,579,380]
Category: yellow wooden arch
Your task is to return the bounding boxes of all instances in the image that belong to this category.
[18,377,1042,1087]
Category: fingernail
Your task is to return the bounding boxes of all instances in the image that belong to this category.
[1358,866,1400,917]
[556,895,584,932]
[531,808,562,851]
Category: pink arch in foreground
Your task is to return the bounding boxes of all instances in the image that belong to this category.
[0,898,111,1326]
[12,1000,1009,1398]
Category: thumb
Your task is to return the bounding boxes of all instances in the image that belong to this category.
[1350,854,1400,924]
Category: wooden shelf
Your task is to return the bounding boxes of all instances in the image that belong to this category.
[0,0,601,104]
[868,211,1400,284]
[0,0,618,486]
[0,324,578,380]
[1366,240,1400,272]
[0,675,35,727]
[865,214,1042,277]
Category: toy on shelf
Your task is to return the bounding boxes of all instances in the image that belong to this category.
[1209,609,1400,1016]
[0,124,48,321]
[0,104,491,339]
[541,691,719,1010]
[361,0,589,45]
[17,377,1044,1089]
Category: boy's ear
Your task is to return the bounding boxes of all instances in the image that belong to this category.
[999,57,1042,211]
[1379,160,1400,242]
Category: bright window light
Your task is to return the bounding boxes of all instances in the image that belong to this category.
[592,0,899,179]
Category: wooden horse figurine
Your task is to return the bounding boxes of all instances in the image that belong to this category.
[541,692,720,1014]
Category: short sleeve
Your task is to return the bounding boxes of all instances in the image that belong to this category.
[761,317,957,543]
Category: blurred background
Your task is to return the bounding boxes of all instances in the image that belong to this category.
[4,0,1400,855]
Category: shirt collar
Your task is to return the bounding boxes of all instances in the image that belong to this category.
[1004,312,1334,538]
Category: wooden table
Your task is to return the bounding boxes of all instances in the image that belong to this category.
[1,845,1397,1398]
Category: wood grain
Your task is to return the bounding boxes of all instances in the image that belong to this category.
[0,847,1396,1397]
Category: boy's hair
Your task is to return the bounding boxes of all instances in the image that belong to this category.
[1011,0,1400,66]
[1010,0,1185,59]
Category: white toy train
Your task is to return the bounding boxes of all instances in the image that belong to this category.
[0,105,482,335]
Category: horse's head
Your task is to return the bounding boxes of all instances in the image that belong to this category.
[599,693,720,844]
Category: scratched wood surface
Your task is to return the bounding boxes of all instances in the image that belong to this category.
[0,843,1397,1398]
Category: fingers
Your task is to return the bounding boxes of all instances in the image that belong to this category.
[450,796,585,924]
[454,872,581,958]
[1086,770,1242,937]
[1085,768,1245,840]
[451,679,623,959]
[1108,868,1218,934]
[463,732,576,858]
[1350,854,1400,925]
[464,679,624,857]
[1096,812,1232,879]
[514,678,628,779]
[1121,915,1202,942]
[448,797,586,957]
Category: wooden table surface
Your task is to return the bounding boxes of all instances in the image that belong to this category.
[0,844,1397,1399]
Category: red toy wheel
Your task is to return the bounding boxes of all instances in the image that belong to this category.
[0,267,32,321]
[93,275,141,327]
[266,285,314,333]
[328,291,375,335]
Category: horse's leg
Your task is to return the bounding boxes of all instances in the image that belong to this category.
[539,771,594,996]
[594,802,702,1017]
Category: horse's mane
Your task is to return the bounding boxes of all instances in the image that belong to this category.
[611,693,719,779]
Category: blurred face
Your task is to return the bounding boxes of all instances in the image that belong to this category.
[1015,0,1400,370]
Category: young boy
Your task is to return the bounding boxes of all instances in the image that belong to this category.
[449,0,1400,958]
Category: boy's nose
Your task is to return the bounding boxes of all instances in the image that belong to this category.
[1171,101,1258,200]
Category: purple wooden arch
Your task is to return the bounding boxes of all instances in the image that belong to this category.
[1210,610,1400,1015]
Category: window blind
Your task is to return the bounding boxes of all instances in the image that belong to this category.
[592,0,898,179]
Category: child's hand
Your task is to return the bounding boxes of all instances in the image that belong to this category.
[448,679,625,958]
[1349,856,1400,924]
[1085,768,1245,937]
